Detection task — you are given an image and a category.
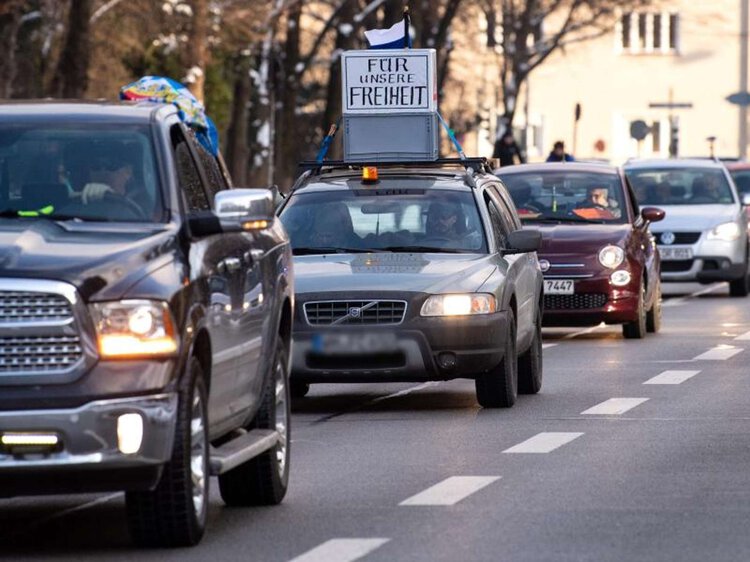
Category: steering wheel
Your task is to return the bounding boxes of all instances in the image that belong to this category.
[102,192,146,220]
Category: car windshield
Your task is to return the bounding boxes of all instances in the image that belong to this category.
[626,167,736,206]
[500,171,627,224]
[0,122,164,222]
[729,169,750,196]
[279,187,487,254]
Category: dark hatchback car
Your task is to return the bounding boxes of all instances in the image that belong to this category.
[0,102,294,547]
[497,163,664,338]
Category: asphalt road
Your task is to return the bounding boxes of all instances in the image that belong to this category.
[3,282,750,561]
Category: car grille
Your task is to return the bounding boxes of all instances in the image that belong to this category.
[0,336,83,373]
[661,260,694,273]
[656,232,701,245]
[545,294,608,310]
[0,291,73,323]
[304,300,407,326]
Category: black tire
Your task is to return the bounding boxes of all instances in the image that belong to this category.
[126,356,209,548]
[622,281,647,339]
[518,306,543,395]
[729,260,750,297]
[290,380,309,398]
[219,338,290,506]
[646,279,662,333]
[475,308,517,408]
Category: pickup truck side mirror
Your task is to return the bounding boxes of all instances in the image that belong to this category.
[187,188,275,238]
[641,206,665,223]
[504,229,542,254]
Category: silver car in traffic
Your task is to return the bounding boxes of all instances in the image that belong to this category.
[624,159,750,296]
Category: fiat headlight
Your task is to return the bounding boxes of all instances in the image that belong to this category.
[598,245,625,269]
[91,300,178,358]
[421,294,497,317]
[707,221,741,242]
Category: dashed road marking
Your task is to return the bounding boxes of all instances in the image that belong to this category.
[644,370,701,385]
[503,432,584,454]
[735,330,750,341]
[693,346,743,361]
[399,476,501,506]
[581,397,649,415]
[289,539,390,562]
[663,283,726,307]
[542,343,558,349]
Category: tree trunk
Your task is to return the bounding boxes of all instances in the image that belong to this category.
[275,2,302,191]
[51,0,92,98]
[187,0,208,102]
[226,55,251,186]
[0,5,22,98]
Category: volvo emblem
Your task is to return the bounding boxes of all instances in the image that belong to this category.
[660,231,676,245]
[539,259,551,272]
[348,307,361,318]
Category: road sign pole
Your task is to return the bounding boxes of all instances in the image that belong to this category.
[740,0,749,159]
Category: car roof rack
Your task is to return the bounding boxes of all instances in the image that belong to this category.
[297,157,494,177]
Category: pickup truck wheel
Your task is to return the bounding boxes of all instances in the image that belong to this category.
[646,280,662,333]
[218,339,290,506]
[622,281,647,339]
[518,306,543,395]
[125,356,209,547]
[475,309,517,408]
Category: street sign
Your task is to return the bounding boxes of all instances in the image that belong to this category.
[726,91,750,106]
[341,49,437,114]
[630,120,651,141]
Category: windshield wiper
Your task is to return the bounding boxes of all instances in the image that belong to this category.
[528,215,606,224]
[378,245,469,254]
[292,246,380,255]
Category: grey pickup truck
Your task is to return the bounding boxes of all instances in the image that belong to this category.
[0,101,294,547]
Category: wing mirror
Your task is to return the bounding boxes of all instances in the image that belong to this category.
[188,188,275,237]
[504,229,542,254]
[641,207,665,223]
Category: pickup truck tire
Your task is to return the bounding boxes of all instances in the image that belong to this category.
[219,339,290,506]
[475,309,517,408]
[125,356,209,547]
[518,307,543,395]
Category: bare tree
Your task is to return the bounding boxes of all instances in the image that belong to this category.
[483,0,654,130]
[52,0,92,98]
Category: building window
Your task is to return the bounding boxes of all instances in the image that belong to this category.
[618,12,679,54]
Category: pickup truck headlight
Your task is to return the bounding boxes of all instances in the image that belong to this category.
[91,300,178,358]
[421,294,496,317]
[598,245,625,269]
[707,221,741,242]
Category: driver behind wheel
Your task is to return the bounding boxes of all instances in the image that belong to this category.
[574,185,620,219]
[80,142,148,215]
[425,201,466,238]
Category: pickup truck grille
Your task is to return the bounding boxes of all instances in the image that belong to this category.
[0,336,83,372]
[304,300,407,326]
[0,291,73,323]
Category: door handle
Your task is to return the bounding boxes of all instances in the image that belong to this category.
[218,257,242,273]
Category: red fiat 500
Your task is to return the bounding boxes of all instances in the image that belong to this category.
[497,163,664,338]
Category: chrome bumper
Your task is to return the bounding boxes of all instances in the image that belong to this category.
[0,393,178,471]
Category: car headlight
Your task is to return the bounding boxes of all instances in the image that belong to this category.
[90,300,178,358]
[420,294,496,317]
[598,245,625,269]
[707,221,741,242]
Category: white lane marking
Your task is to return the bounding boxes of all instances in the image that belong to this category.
[663,283,726,307]
[581,397,649,415]
[290,539,390,562]
[693,346,743,360]
[644,370,701,385]
[735,330,750,341]
[368,381,441,406]
[562,323,605,340]
[399,476,501,506]
[3,493,120,540]
[503,432,584,454]
[542,343,558,349]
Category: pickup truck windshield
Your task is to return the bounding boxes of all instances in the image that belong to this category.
[0,123,164,222]
[279,188,487,254]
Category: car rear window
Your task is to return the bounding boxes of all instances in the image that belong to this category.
[500,171,628,224]
[279,186,487,254]
[626,167,736,206]
[0,122,164,222]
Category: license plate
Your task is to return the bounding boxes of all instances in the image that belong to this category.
[544,279,575,295]
[658,246,693,261]
[311,331,398,354]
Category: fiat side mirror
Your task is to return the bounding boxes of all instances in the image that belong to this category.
[641,207,665,223]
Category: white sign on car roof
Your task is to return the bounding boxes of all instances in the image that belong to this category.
[341,49,437,114]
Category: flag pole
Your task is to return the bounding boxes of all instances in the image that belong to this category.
[403,6,410,49]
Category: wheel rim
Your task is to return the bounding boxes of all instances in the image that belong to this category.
[190,387,207,519]
[274,356,288,479]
